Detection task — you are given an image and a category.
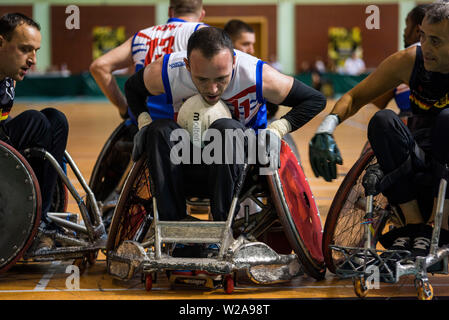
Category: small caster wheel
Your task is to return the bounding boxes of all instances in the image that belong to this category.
[145,274,153,291]
[223,274,234,294]
[353,277,368,298]
[73,256,88,275]
[417,281,433,300]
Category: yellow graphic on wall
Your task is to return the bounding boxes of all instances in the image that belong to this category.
[328,27,362,72]
[92,26,126,60]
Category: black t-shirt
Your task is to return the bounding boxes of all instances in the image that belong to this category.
[408,46,449,151]
[0,77,15,123]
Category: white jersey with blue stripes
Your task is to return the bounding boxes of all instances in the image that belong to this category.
[162,49,266,129]
[131,18,204,71]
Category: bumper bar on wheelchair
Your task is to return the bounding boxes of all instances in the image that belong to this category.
[108,238,303,283]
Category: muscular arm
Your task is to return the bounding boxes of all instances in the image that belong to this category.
[262,63,327,132]
[89,37,134,117]
[124,56,165,122]
[371,88,395,110]
[331,47,416,122]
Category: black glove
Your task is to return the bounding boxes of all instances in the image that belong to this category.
[362,163,384,196]
[132,124,150,162]
[309,132,342,182]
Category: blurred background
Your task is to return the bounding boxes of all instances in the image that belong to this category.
[0,0,432,100]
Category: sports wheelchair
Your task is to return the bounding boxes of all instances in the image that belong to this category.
[323,148,449,300]
[0,140,106,274]
[102,137,326,293]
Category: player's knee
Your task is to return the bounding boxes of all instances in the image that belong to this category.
[368,109,397,134]
[41,108,69,135]
[147,118,179,140]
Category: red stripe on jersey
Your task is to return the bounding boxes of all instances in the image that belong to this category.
[231,100,239,118]
[136,32,152,40]
[241,99,250,118]
[227,85,257,101]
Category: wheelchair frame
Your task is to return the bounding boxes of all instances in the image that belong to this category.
[0,141,107,273]
[105,140,325,293]
[325,148,449,300]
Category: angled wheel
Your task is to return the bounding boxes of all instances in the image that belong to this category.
[323,149,402,274]
[0,141,42,273]
[106,157,154,256]
[89,120,138,231]
[267,141,326,280]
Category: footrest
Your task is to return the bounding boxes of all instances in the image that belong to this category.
[157,221,227,243]
[330,245,411,283]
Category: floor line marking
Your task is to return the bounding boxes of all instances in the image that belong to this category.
[33,261,62,291]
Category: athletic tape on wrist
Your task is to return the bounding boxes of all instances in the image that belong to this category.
[267,118,292,138]
[137,112,152,130]
[315,114,339,135]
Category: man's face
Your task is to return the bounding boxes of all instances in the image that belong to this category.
[185,48,235,105]
[233,31,255,55]
[420,18,449,73]
[0,24,41,81]
[403,14,420,48]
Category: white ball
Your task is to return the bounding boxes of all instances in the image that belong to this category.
[177,94,232,147]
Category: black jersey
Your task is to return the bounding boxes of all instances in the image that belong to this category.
[409,46,449,116]
[406,46,449,137]
[0,77,15,123]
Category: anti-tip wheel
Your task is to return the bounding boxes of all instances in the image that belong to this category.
[145,274,153,291]
[223,275,234,294]
[354,277,369,298]
[417,282,434,300]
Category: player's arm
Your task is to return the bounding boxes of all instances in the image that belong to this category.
[124,56,165,129]
[309,46,416,182]
[89,37,134,118]
[262,63,327,138]
[370,88,395,110]
[331,47,416,122]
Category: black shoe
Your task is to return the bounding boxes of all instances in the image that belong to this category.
[411,224,433,258]
[378,224,422,249]
[379,236,411,274]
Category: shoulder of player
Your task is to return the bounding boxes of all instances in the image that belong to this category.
[373,46,416,83]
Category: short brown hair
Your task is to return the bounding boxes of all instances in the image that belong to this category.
[224,19,254,42]
[0,13,40,41]
[169,0,203,16]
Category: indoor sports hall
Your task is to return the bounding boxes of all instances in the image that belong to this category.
[1,0,449,305]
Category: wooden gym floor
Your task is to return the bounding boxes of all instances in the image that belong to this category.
[1,98,449,302]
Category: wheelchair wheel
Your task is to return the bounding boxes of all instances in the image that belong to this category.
[267,141,326,280]
[322,149,401,274]
[106,157,153,255]
[89,120,138,230]
[0,141,42,273]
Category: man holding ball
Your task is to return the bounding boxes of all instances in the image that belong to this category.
[125,27,326,224]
